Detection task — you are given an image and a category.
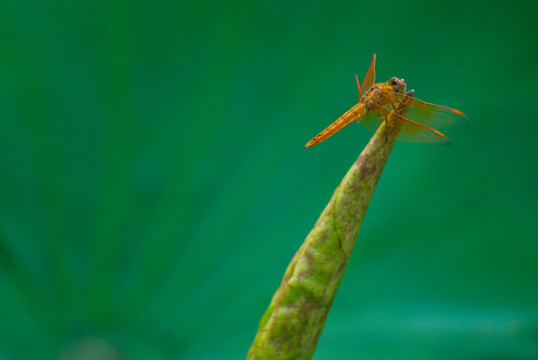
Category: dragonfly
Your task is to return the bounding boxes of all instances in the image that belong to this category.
[304,54,469,148]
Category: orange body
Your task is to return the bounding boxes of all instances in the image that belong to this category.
[305,79,406,149]
[304,54,469,148]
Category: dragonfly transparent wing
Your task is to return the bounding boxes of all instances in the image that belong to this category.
[363,108,385,133]
[361,54,376,91]
[363,101,453,145]
[394,95,469,130]
[396,116,452,145]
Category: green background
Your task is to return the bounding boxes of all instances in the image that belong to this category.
[1,0,537,359]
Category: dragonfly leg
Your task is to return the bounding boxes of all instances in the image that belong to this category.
[383,103,401,127]
[385,116,397,127]
[385,107,399,128]
[376,110,394,127]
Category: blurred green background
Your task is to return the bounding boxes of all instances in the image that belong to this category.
[0,0,537,359]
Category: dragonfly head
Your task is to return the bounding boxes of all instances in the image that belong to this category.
[388,77,407,94]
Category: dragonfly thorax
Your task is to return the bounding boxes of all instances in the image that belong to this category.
[362,77,407,110]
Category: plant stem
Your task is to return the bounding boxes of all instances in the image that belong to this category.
[247,90,415,360]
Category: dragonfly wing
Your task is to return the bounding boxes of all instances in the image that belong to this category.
[355,74,363,100]
[361,54,376,91]
[362,108,386,132]
[396,96,469,130]
[362,100,452,145]
[396,116,452,145]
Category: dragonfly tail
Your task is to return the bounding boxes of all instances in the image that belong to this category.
[305,104,366,148]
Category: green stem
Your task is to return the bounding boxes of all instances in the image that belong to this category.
[247,90,415,360]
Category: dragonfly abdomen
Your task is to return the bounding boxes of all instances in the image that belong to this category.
[304,103,367,148]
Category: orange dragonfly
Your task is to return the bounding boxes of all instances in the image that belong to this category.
[304,54,469,148]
